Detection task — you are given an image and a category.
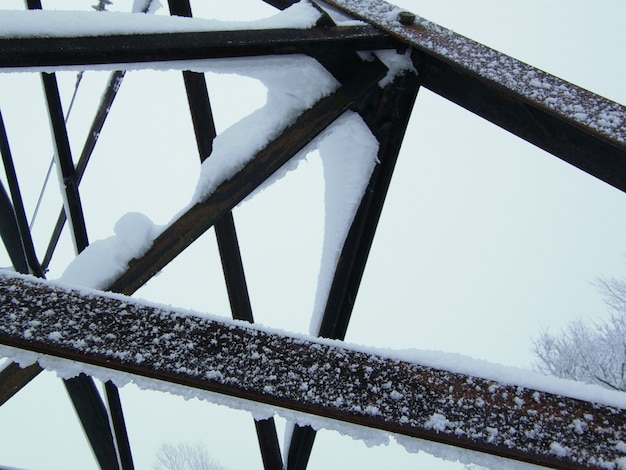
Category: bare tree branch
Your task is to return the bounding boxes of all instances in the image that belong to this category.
[533,275,626,391]
[154,442,227,470]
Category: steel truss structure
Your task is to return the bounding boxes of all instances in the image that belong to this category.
[0,0,625,469]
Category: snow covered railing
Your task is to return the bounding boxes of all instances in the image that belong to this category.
[327,0,626,194]
[0,272,625,469]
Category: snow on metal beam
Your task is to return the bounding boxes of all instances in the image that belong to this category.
[42,71,126,270]
[36,63,128,468]
[106,57,387,296]
[285,65,421,470]
[325,0,626,193]
[0,26,393,69]
[168,0,283,463]
[0,273,625,469]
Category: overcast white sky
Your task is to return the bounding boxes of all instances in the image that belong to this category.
[0,1,625,469]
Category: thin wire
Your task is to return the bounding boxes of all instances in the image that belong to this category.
[29,71,84,230]
[30,0,115,231]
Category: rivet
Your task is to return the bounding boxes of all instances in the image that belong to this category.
[398,11,416,26]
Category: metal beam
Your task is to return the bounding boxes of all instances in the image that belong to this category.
[0,111,43,277]
[105,380,135,470]
[106,57,388,296]
[325,0,626,194]
[1,77,136,469]
[63,373,121,470]
[318,70,420,340]
[166,2,255,324]
[286,426,316,470]
[39,68,126,470]
[1,273,624,469]
[41,71,126,270]
[39,73,124,468]
[26,0,129,461]
[39,72,90,253]
[0,26,393,69]
[0,111,46,408]
[287,65,421,470]
[40,0,154,270]
[414,51,626,192]
[167,1,282,466]
[0,182,27,275]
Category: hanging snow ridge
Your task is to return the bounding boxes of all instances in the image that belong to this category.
[190,55,339,204]
[310,112,379,334]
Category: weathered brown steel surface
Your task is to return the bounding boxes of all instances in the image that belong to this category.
[285,62,422,470]
[0,361,41,405]
[0,273,625,469]
[0,25,393,69]
[326,0,626,193]
[107,57,387,296]
[168,0,284,464]
[1,3,625,469]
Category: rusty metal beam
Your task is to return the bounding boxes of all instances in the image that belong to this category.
[0,182,27,275]
[325,0,626,194]
[0,26,393,69]
[318,71,420,340]
[1,273,624,469]
[286,63,422,470]
[0,111,43,277]
[38,67,125,469]
[168,0,283,467]
[0,361,41,405]
[106,57,387,296]
[41,71,126,270]
[25,4,131,466]
[1,72,129,418]
[39,72,90,253]
[0,42,387,455]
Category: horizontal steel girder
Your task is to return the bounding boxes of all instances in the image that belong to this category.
[0,273,624,469]
[0,25,393,69]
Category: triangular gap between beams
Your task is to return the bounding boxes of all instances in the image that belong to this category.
[234,148,325,334]
[135,227,232,318]
[0,369,97,468]
[348,87,626,367]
